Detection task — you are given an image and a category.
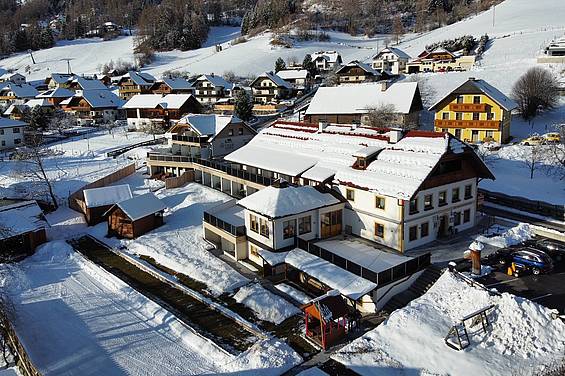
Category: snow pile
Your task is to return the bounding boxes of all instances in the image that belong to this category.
[333,271,565,376]
[475,223,533,248]
[233,283,300,324]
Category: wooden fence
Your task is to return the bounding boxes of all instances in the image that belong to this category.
[68,163,136,214]
[164,170,194,189]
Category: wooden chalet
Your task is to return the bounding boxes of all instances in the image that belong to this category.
[82,184,133,225]
[105,193,166,238]
[45,73,74,89]
[117,71,156,100]
[193,74,234,104]
[0,200,47,260]
[36,87,75,107]
[60,89,124,125]
[122,94,202,129]
[250,72,293,104]
[0,83,39,106]
[151,77,194,95]
[335,60,382,84]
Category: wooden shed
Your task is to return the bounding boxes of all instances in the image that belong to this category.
[83,184,133,225]
[105,193,166,239]
[302,291,351,350]
[0,200,47,261]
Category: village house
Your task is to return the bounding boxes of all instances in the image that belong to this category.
[0,72,26,85]
[45,73,74,89]
[371,47,411,75]
[312,51,343,72]
[3,99,54,121]
[192,74,234,104]
[68,76,109,92]
[304,81,423,128]
[116,71,156,100]
[0,83,38,106]
[36,87,75,107]
[275,69,311,91]
[429,77,518,144]
[105,193,166,239]
[0,200,47,260]
[150,77,194,95]
[406,48,475,74]
[0,117,27,150]
[250,72,294,104]
[60,89,124,125]
[335,60,382,84]
[165,114,256,160]
[544,35,565,56]
[122,93,202,130]
[82,184,133,225]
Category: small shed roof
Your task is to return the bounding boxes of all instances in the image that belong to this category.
[37,87,75,98]
[114,192,166,221]
[180,114,241,138]
[0,201,46,239]
[83,184,133,208]
[276,69,309,80]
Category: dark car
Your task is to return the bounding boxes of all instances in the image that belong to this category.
[523,239,565,262]
[510,248,554,276]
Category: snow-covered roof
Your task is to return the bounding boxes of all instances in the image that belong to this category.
[0,72,25,81]
[0,201,46,239]
[429,78,518,112]
[179,114,241,138]
[301,164,336,182]
[276,69,309,80]
[306,82,419,115]
[24,98,53,108]
[197,74,234,89]
[37,87,75,98]
[49,73,73,84]
[114,192,166,221]
[237,185,341,219]
[122,94,195,110]
[72,76,108,91]
[285,248,377,300]
[0,83,38,98]
[253,72,293,89]
[312,51,341,63]
[258,249,288,266]
[352,145,384,158]
[336,60,379,75]
[161,77,193,90]
[0,117,27,129]
[83,184,133,208]
[121,71,155,86]
[76,89,124,109]
[373,47,411,60]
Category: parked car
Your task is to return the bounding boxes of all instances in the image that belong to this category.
[520,135,546,146]
[523,238,565,262]
[542,132,561,144]
[485,247,553,276]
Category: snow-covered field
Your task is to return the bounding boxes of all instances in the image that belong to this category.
[333,271,565,376]
[234,283,301,324]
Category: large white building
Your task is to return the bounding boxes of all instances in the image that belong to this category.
[0,117,27,150]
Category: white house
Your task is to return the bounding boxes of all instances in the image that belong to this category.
[371,47,411,75]
[0,117,27,150]
[193,74,234,104]
[275,69,310,89]
[312,51,342,72]
[122,94,202,129]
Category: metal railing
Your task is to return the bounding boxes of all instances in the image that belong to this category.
[296,237,431,288]
[147,153,275,187]
[106,137,166,158]
[172,134,209,143]
[203,211,246,237]
[479,188,565,221]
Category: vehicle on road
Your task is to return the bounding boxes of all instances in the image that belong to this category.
[484,247,553,276]
[542,132,561,144]
[520,135,546,146]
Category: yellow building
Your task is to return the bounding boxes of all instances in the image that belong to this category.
[429,78,518,144]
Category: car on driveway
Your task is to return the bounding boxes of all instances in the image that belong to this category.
[542,132,561,144]
[484,247,553,276]
[520,135,546,146]
[523,238,565,262]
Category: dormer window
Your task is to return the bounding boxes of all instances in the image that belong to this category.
[357,157,367,169]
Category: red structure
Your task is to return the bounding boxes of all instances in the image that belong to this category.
[302,292,350,350]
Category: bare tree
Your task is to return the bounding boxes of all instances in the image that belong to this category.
[518,144,544,179]
[139,122,164,141]
[512,67,560,120]
[48,110,77,135]
[392,16,404,45]
[365,103,398,128]
[405,74,437,108]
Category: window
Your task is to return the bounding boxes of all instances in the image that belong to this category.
[442,112,449,120]
[409,198,418,214]
[456,112,462,120]
[464,184,472,199]
[346,189,355,201]
[409,226,418,241]
[472,112,480,121]
[375,196,385,210]
[452,187,460,203]
[471,130,479,142]
[456,95,463,104]
[454,211,461,226]
[485,130,494,138]
[228,129,234,136]
[463,209,471,223]
[424,194,433,210]
[250,244,259,257]
[283,219,295,239]
[250,214,259,233]
[298,216,311,235]
[0,129,3,135]
[374,223,384,238]
[487,112,495,120]
[1,140,4,146]
[438,191,447,206]
[13,127,20,133]
[260,217,269,237]
[238,127,243,135]
[473,96,481,104]
[14,138,21,145]
[454,129,462,139]
[421,222,429,237]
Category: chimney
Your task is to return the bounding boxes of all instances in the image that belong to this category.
[318,121,328,133]
[468,77,476,81]
[380,80,390,92]
[210,72,215,77]
[388,127,403,143]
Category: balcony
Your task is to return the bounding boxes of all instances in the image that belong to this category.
[449,103,488,112]
[434,119,501,130]
[171,134,209,144]
[203,209,246,237]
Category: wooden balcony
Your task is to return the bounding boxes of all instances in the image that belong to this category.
[449,103,488,112]
[434,119,501,130]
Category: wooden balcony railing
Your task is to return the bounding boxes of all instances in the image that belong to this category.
[434,119,501,130]
[449,103,488,112]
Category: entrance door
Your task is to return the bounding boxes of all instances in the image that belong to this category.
[438,215,448,238]
[471,130,479,143]
[321,210,342,238]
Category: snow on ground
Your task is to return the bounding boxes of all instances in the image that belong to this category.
[275,283,312,304]
[120,182,249,296]
[233,283,301,324]
[0,241,301,375]
[0,128,153,201]
[333,271,565,376]
[475,223,533,248]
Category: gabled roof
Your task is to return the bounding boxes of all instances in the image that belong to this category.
[83,184,133,208]
[62,89,124,109]
[161,77,193,90]
[306,82,420,115]
[179,114,245,139]
[0,117,27,128]
[428,78,519,112]
[0,83,38,98]
[37,87,75,98]
[336,60,379,76]
[24,98,54,108]
[196,74,234,90]
[276,69,309,80]
[252,72,292,89]
[312,51,341,63]
[48,73,73,84]
[0,72,25,81]
[237,184,341,219]
[122,94,196,110]
[372,47,411,60]
[0,201,46,240]
[72,76,108,91]
[110,192,166,221]
[119,71,155,86]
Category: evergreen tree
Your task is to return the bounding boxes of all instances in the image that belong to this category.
[302,54,317,76]
[27,106,49,131]
[234,90,253,121]
[274,57,286,72]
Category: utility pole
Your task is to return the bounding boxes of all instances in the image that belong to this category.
[61,58,73,74]
[492,5,496,28]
